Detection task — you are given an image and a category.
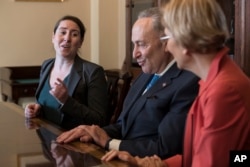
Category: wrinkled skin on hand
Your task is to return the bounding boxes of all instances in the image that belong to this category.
[57,125,110,149]
[101,150,168,167]
[56,125,92,143]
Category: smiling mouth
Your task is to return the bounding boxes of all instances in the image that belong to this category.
[61,45,70,48]
[137,60,145,66]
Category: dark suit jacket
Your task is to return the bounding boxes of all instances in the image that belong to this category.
[103,63,199,159]
[36,55,109,129]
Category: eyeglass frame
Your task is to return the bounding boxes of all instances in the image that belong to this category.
[160,35,171,41]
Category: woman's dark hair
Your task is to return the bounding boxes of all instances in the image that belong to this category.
[53,15,86,41]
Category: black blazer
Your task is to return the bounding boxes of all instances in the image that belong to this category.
[103,63,199,159]
[36,55,109,129]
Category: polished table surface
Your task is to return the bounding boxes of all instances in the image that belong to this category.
[0,102,129,167]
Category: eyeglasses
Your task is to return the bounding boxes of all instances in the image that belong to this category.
[160,35,171,41]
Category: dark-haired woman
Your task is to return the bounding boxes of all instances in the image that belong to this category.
[25,15,108,130]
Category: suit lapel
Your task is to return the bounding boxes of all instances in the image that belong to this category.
[120,74,151,136]
[130,74,152,103]
[36,56,82,98]
[144,63,181,96]
[66,56,82,96]
[121,73,152,114]
[122,63,182,137]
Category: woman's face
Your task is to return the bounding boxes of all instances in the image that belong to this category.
[164,28,187,69]
[52,20,83,58]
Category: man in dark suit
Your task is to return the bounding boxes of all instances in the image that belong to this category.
[56,7,199,159]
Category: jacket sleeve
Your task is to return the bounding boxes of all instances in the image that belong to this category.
[60,66,109,127]
[103,123,123,139]
[164,154,182,167]
[189,83,250,167]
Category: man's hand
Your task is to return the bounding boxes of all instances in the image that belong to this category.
[83,125,110,148]
[56,125,92,143]
[57,125,110,149]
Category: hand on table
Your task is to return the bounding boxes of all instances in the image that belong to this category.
[102,150,168,167]
[83,125,110,148]
[57,125,93,143]
[24,103,41,118]
[57,125,110,149]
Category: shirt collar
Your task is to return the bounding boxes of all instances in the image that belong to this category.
[156,59,176,77]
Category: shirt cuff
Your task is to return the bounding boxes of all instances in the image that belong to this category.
[108,139,121,151]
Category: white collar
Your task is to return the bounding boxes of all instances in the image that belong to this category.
[156,59,175,76]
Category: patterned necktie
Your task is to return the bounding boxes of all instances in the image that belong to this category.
[145,74,160,92]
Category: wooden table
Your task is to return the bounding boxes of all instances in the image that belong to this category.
[0,102,129,167]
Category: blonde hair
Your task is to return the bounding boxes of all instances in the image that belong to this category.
[162,0,229,53]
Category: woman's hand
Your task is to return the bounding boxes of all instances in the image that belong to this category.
[49,78,69,104]
[101,150,168,167]
[136,155,167,167]
[101,150,138,165]
[24,103,41,118]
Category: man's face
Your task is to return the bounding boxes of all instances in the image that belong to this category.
[132,18,168,74]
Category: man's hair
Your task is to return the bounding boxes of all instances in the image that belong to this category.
[138,7,165,36]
